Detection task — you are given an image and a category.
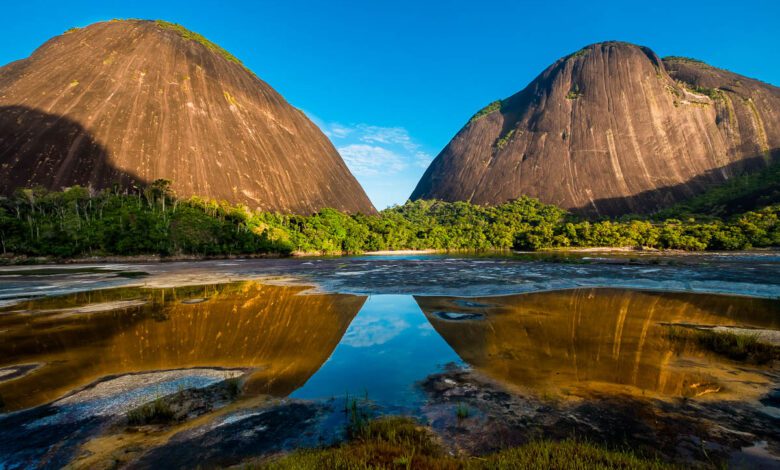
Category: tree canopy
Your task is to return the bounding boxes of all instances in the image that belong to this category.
[0,180,777,259]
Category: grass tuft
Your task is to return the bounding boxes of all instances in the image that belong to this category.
[566,83,583,100]
[261,416,455,469]
[569,47,590,59]
[684,83,724,101]
[455,402,470,420]
[663,56,708,65]
[259,416,677,469]
[343,391,374,438]
[225,377,242,398]
[480,439,676,469]
[495,129,515,150]
[126,397,175,425]
[470,100,504,124]
[154,20,245,67]
[666,326,777,365]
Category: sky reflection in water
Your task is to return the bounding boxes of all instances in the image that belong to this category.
[291,295,462,409]
[1,282,778,414]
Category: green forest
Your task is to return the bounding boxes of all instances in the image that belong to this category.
[0,179,778,260]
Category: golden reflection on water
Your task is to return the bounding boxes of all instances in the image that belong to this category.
[417,288,780,400]
[0,282,364,410]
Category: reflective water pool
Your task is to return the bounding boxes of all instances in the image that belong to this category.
[0,261,778,468]
[1,283,777,411]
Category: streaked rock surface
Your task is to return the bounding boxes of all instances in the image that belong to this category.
[412,42,780,216]
[0,20,375,214]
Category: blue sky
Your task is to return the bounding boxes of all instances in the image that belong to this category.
[2,1,778,209]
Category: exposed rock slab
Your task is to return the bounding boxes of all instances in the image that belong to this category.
[411,42,780,216]
[0,20,375,214]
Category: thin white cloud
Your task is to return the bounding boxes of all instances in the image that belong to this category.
[338,144,407,176]
[329,123,354,139]
[319,122,433,176]
[342,314,409,347]
[301,114,435,207]
[357,125,414,147]
[356,125,433,168]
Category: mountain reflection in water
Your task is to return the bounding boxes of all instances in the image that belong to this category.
[0,283,778,413]
[0,282,364,410]
[417,288,780,399]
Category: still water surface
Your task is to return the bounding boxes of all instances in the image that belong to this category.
[1,254,779,468]
[1,281,777,414]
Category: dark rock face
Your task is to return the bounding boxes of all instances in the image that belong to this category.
[0,20,375,214]
[411,42,780,216]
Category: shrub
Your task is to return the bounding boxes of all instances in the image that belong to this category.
[154,20,245,67]
[470,100,504,123]
[566,84,582,99]
[685,84,723,101]
[495,129,516,149]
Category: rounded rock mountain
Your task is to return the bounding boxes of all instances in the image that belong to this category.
[0,20,375,214]
[411,41,780,216]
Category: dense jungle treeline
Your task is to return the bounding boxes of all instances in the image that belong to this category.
[0,179,778,259]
